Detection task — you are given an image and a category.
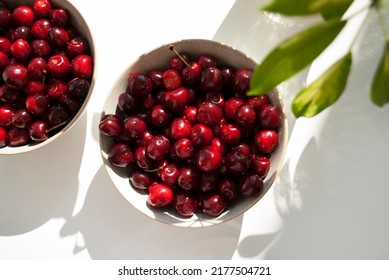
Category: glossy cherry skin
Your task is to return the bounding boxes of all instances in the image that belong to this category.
[27,57,48,80]
[30,39,51,58]
[200,66,223,92]
[128,72,153,99]
[247,95,269,111]
[10,39,30,60]
[134,146,154,170]
[147,183,174,208]
[66,36,89,58]
[29,120,48,141]
[182,62,202,85]
[255,129,279,154]
[177,165,199,191]
[8,126,29,146]
[198,55,217,69]
[199,171,219,193]
[195,146,222,172]
[162,68,181,91]
[0,126,7,147]
[174,191,199,217]
[25,93,50,116]
[204,91,225,107]
[48,54,70,77]
[239,173,263,197]
[31,18,51,39]
[224,150,250,175]
[218,177,238,200]
[224,97,244,120]
[118,92,138,115]
[3,64,28,90]
[236,104,256,126]
[146,135,170,161]
[170,117,191,140]
[164,87,189,113]
[71,54,93,79]
[172,138,194,159]
[231,68,252,96]
[12,6,34,27]
[147,70,163,90]
[150,104,171,127]
[191,123,214,147]
[99,114,122,137]
[220,124,241,145]
[0,6,11,28]
[201,193,227,217]
[250,154,271,178]
[197,101,223,126]
[66,77,90,100]
[12,108,32,129]
[123,116,147,140]
[48,27,69,48]
[159,162,180,187]
[50,8,69,27]
[257,104,281,129]
[129,169,153,190]
[33,0,52,18]
[183,106,197,125]
[108,143,134,167]
[0,105,14,127]
[47,77,67,100]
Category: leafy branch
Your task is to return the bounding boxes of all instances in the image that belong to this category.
[248,0,389,118]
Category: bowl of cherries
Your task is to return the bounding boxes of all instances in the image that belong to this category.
[99,39,287,227]
[0,0,94,154]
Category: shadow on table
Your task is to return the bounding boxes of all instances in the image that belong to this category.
[0,113,87,236]
[60,165,243,259]
[239,12,389,259]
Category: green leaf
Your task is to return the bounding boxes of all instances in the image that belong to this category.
[247,19,347,96]
[261,0,353,20]
[292,52,352,117]
[371,42,389,107]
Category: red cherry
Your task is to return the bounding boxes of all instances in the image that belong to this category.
[255,129,279,154]
[191,123,214,147]
[108,143,134,167]
[170,117,192,140]
[197,101,223,126]
[195,146,222,172]
[162,68,182,91]
[164,87,189,113]
[201,193,227,217]
[12,6,34,27]
[174,191,199,217]
[147,183,174,208]
[71,54,93,79]
[0,126,7,147]
[239,173,263,197]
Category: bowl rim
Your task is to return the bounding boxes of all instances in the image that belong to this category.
[0,0,96,155]
[99,38,288,227]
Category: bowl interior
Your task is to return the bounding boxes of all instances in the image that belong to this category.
[0,0,95,155]
[100,39,288,227]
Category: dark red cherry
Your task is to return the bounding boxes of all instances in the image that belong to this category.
[27,57,48,80]
[182,62,202,85]
[190,123,214,147]
[29,120,48,141]
[66,77,90,99]
[198,55,217,69]
[150,104,171,127]
[197,101,223,126]
[218,177,238,200]
[204,91,225,107]
[129,169,153,190]
[0,6,11,28]
[50,9,69,28]
[66,36,88,58]
[31,18,52,39]
[30,39,51,58]
[170,117,192,140]
[146,135,170,161]
[177,165,199,191]
[48,27,69,48]
[3,64,28,90]
[12,108,31,128]
[231,68,252,96]
[250,154,271,178]
[108,143,134,167]
[118,92,138,115]
[200,66,223,92]
[25,93,49,116]
[123,115,147,140]
[134,146,154,170]
[199,171,219,193]
[224,97,244,120]
[224,150,250,175]
[220,124,241,145]
[164,87,189,113]
[239,173,263,197]
[174,191,199,217]
[128,72,153,99]
[159,162,180,187]
[236,104,256,126]
[8,126,29,146]
[147,70,163,90]
[201,193,227,217]
[257,104,281,129]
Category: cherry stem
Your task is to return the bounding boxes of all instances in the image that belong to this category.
[47,120,68,133]
[168,45,190,67]
[144,166,164,173]
[41,70,47,87]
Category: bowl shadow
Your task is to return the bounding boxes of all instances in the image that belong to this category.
[0,113,87,236]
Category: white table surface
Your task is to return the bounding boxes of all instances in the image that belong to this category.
[1,0,389,260]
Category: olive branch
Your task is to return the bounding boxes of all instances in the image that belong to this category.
[248,0,389,118]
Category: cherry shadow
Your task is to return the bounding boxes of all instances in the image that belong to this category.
[0,113,87,236]
[60,165,243,259]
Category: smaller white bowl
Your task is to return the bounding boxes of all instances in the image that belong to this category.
[100,39,288,227]
[0,0,95,155]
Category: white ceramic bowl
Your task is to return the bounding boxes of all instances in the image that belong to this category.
[0,0,95,155]
[100,39,288,227]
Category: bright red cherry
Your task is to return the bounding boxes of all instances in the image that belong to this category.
[48,54,70,77]
[164,87,189,113]
[31,18,52,39]
[172,138,194,160]
[25,93,50,115]
[0,105,14,127]
[220,124,241,145]
[224,97,244,120]
[159,162,180,187]
[3,64,28,90]
[147,183,174,208]
[170,117,191,140]
[250,154,271,178]
[71,54,93,79]
[29,120,48,141]
[182,62,202,85]
[195,146,222,172]
[255,129,279,154]
[0,126,7,147]
[33,0,52,18]
[150,104,171,127]
[162,68,181,91]
[12,6,34,27]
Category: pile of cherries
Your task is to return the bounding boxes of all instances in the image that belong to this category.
[0,0,93,148]
[99,45,281,218]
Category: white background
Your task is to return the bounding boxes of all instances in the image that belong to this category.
[1,0,389,260]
